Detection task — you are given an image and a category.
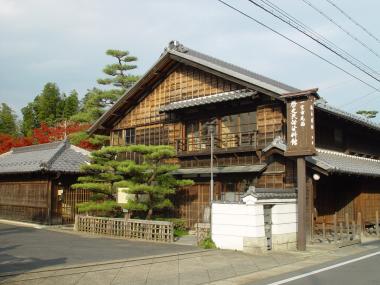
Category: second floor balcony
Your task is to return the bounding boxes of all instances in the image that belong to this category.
[175,130,258,155]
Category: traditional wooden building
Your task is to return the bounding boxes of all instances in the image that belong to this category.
[89,41,380,235]
[0,140,91,224]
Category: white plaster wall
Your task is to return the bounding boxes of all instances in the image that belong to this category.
[271,203,297,235]
[211,203,265,250]
[211,199,297,252]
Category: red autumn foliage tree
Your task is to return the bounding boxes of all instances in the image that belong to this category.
[0,122,97,154]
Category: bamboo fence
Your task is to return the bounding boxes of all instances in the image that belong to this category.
[75,215,174,243]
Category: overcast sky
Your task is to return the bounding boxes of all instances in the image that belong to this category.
[1,0,380,121]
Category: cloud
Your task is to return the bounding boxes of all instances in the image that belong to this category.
[0,0,379,119]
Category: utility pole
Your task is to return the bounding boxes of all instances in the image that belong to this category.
[208,121,216,237]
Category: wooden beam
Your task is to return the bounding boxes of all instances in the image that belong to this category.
[297,157,307,251]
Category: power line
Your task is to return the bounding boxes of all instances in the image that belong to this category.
[257,0,379,77]
[325,0,380,44]
[247,0,380,83]
[346,92,380,111]
[339,90,378,108]
[258,0,380,108]
[300,0,380,60]
[215,0,380,92]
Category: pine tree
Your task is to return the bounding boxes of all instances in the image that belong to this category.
[115,145,193,219]
[356,110,378,119]
[70,88,116,123]
[0,103,17,136]
[71,49,139,123]
[97,49,139,90]
[72,145,193,219]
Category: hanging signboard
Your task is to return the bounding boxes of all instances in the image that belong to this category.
[282,89,318,157]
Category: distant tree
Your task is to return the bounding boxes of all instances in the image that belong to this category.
[34,83,62,125]
[21,103,38,136]
[71,49,139,123]
[0,103,17,136]
[356,110,378,119]
[70,88,115,123]
[63,90,79,119]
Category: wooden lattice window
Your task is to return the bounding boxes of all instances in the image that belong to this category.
[125,128,136,145]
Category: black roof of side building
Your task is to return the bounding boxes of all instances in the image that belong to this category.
[0,140,90,175]
[88,40,380,134]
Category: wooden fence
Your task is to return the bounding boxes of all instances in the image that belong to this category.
[75,215,174,243]
[312,211,380,245]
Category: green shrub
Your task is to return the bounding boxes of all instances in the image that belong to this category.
[199,236,217,249]
[174,229,188,238]
[154,218,188,237]
[155,218,186,230]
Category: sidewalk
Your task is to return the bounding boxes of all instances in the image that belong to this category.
[0,242,375,285]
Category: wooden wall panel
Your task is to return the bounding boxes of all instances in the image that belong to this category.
[0,181,48,208]
[177,183,210,228]
[257,104,284,148]
[112,64,241,146]
[0,180,49,222]
[256,155,294,189]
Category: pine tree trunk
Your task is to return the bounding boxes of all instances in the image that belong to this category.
[146,209,153,220]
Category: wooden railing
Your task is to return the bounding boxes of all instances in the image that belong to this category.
[176,131,257,153]
[75,215,174,243]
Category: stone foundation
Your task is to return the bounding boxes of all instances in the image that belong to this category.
[243,236,267,254]
[271,233,297,250]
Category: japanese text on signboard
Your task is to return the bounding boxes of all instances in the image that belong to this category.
[286,96,316,156]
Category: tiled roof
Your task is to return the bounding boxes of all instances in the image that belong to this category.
[262,137,380,177]
[306,149,380,177]
[0,140,90,175]
[315,99,380,132]
[242,187,297,200]
[254,188,297,200]
[179,45,299,93]
[159,89,257,112]
[173,164,267,175]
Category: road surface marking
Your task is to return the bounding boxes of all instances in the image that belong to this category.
[263,250,380,285]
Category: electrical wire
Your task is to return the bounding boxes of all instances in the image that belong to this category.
[301,0,380,59]
[247,0,380,83]
[325,0,380,44]
[258,0,379,77]
[339,90,378,108]
[215,0,380,91]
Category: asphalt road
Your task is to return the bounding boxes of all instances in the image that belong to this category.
[249,242,380,285]
[0,223,197,274]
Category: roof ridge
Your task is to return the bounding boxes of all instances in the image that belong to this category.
[11,140,63,154]
[40,140,67,170]
[316,148,380,163]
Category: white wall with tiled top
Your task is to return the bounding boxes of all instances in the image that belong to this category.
[211,196,297,252]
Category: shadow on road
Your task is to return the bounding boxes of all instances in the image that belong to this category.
[0,244,66,282]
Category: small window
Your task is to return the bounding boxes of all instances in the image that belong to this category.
[112,130,123,146]
[125,128,135,145]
